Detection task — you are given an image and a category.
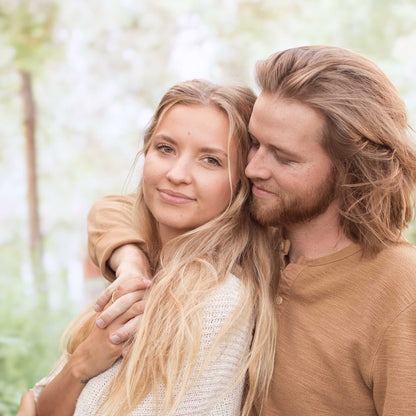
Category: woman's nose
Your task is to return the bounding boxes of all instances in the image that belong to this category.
[166,157,192,184]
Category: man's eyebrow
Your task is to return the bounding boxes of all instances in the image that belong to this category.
[248,131,300,160]
[248,130,257,140]
[270,144,300,160]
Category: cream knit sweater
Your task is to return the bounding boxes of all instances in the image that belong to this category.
[34,274,253,415]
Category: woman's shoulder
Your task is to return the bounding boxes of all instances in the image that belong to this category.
[206,273,244,307]
[200,272,252,346]
[224,272,244,291]
[201,273,251,332]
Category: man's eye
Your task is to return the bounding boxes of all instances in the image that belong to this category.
[250,141,260,149]
[273,153,292,165]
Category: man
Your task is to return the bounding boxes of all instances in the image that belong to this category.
[88,46,416,414]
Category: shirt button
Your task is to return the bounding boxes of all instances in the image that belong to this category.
[275,296,283,305]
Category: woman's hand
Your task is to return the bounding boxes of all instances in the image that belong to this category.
[35,294,136,416]
[70,297,140,381]
[69,322,123,382]
[16,390,36,416]
[35,319,123,416]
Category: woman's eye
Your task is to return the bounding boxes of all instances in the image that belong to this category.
[203,156,221,166]
[157,144,174,154]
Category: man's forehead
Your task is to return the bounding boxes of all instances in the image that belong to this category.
[251,93,325,126]
[251,93,291,121]
[248,94,328,154]
[249,93,275,127]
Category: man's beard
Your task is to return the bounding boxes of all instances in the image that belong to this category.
[250,170,338,227]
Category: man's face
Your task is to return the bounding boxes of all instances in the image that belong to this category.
[245,94,338,227]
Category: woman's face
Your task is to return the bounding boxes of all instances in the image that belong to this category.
[143,104,239,245]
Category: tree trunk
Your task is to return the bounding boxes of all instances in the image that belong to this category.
[20,69,45,298]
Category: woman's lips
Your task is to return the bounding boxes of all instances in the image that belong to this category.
[158,189,195,205]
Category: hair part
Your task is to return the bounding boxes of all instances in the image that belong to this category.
[256,45,416,256]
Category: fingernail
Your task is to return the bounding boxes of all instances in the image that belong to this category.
[96,318,105,328]
[110,334,121,344]
[94,304,102,312]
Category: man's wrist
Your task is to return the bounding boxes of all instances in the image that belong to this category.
[109,244,151,280]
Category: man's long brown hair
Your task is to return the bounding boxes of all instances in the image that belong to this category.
[256,45,416,256]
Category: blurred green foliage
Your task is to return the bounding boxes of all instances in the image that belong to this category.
[0,291,74,415]
[0,249,76,414]
[0,0,58,72]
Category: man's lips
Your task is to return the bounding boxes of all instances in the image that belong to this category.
[158,188,195,204]
[251,183,274,197]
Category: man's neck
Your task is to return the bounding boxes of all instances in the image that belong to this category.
[285,203,353,263]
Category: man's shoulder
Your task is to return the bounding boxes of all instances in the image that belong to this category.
[369,241,416,290]
[377,241,416,268]
[359,243,416,319]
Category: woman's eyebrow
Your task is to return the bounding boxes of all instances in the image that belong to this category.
[154,134,228,159]
[153,134,177,145]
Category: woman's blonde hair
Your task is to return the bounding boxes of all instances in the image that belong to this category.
[65,80,277,415]
[256,45,416,256]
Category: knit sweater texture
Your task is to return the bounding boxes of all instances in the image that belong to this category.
[34,274,253,415]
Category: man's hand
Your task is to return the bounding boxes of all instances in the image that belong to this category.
[95,278,151,346]
[93,244,152,347]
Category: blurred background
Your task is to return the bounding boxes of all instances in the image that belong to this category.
[1,0,416,413]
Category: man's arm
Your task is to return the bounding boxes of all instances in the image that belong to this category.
[87,194,152,345]
[87,194,146,281]
[372,301,416,414]
[94,244,152,313]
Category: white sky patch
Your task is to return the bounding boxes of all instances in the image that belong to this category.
[169,13,220,80]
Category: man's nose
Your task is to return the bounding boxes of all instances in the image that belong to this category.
[245,147,272,180]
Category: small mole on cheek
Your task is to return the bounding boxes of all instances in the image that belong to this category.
[187,131,191,136]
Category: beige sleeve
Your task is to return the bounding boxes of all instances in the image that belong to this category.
[371,300,416,415]
[87,194,146,281]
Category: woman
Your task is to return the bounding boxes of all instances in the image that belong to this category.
[33,80,277,416]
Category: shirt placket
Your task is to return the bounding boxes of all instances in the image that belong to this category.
[275,240,307,314]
